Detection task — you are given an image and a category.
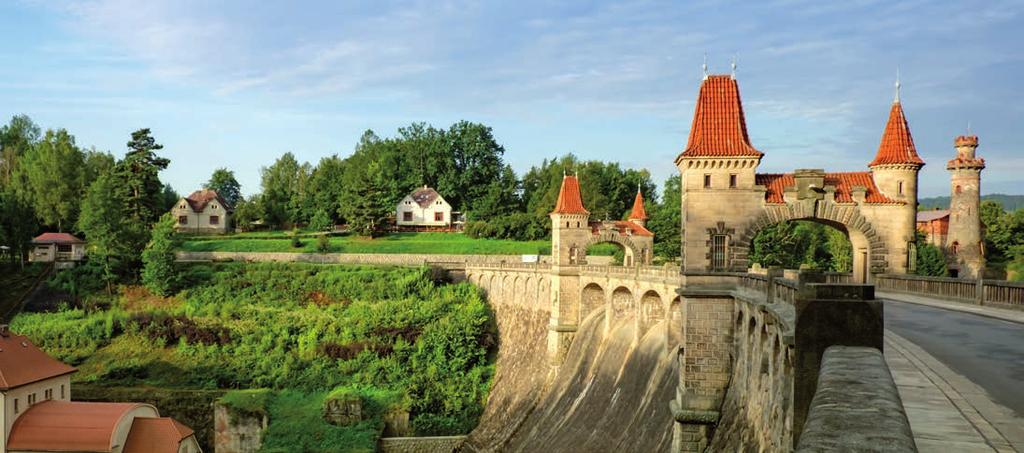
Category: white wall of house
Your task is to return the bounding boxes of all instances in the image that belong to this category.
[172,199,231,234]
[28,244,85,263]
[395,196,452,227]
[1,374,72,450]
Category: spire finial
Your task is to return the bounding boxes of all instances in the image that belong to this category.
[563,168,566,177]
[730,54,737,79]
[702,52,708,80]
[967,120,972,135]
[637,181,641,193]
[894,67,901,103]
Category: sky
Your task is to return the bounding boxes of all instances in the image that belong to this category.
[1,0,1021,198]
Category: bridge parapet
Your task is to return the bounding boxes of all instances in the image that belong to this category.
[876,273,1024,310]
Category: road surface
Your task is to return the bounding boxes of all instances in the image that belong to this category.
[884,299,1024,418]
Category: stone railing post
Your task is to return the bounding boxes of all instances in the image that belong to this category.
[976,277,985,306]
[766,267,784,304]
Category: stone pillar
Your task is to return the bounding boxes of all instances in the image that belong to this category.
[547,266,580,365]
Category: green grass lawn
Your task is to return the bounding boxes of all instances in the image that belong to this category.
[179,232,597,255]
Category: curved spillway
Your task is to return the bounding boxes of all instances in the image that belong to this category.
[464,307,677,452]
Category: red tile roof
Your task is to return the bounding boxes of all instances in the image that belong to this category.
[7,401,158,452]
[184,189,232,212]
[628,190,648,220]
[551,175,589,215]
[756,172,901,204]
[869,102,924,167]
[31,233,85,245]
[678,75,763,159]
[916,209,950,223]
[591,221,653,237]
[409,186,442,208]
[123,417,196,453]
[0,330,77,390]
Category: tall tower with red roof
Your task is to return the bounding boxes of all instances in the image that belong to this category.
[946,134,986,278]
[549,174,591,266]
[628,188,648,228]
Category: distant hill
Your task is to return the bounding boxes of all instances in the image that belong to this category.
[919,194,1024,211]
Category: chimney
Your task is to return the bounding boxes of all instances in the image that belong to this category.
[0,324,9,337]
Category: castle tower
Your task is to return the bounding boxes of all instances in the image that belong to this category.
[946,134,986,278]
[675,74,764,272]
[550,174,591,265]
[867,83,925,274]
[628,187,648,228]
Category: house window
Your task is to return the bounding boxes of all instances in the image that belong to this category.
[729,174,737,188]
[14,398,18,413]
[434,212,444,222]
[28,393,36,405]
[178,216,188,225]
[704,174,712,188]
[44,388,52,400]
[210,216,219,225]
[61,384,65,399]
[57,244,71,253]
[403,212,413,222]
[711,234,728,271]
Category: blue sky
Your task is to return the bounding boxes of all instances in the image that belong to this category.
[1,0,1021,198]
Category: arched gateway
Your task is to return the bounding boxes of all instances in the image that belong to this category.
[549,175,654,266]
[676,74,924,281]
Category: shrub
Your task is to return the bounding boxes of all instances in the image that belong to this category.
[316,234,331,253]
[290,228,303,248]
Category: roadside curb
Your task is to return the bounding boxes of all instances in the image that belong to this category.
[879,291,1024,325]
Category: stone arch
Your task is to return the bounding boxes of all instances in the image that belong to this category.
[513,276,526,307]
[581,282,605,323]
[585,232,642,266]
[731,200,889,282]
[611,286,633,318]
[526,277,538,309]
[639,290,664,334]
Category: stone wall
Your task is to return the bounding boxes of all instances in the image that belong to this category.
[378,436,466,453]
[214,403,267,453]
[796,346,915,452]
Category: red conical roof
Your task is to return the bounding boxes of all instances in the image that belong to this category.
[551,175,589,215]
[869,101,924,167]
[628,190,647,220]
[678,75,763,159]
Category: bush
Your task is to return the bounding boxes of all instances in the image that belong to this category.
[316,234,331,253]
[464,213,548,241]
[290,228,303,248]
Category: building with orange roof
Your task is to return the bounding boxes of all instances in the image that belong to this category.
[0,326,200,453]
[27,233,86,269]
[549,175,654,267]
[675,72,929,282]
[171,189,233,234]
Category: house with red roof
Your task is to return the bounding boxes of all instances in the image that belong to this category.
[27,233,86,269]
[171,189,233,234]
[396,186,454,228]
[0,326,201,453]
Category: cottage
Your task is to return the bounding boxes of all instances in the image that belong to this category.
[0,325,201,453]
[28,233,85,269]
[172,189,233,234]
[396,186,453,228]
[916,209,950,248]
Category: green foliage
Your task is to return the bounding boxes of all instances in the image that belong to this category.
[219,389,272,418]
[18,129,86,231]
[14,263,497,447]
[78,174,148,288]
[115,128,170,224]
[307,155,347,226]
[0,187,38,266]
[648,175,681,261]
[309,208,333,232]
[260,152,312,228]
[179,232,550,255]
[750,221,852,271]
[159,183,180,213]
[464,213,548,241]
[987,208,1024,264]
[0,115,42,188]
[290,228,303,248]
[206,168,242,207]
[316,234,331,253]
[232,195,263,231]
[340,157,391,237]
[142,214,180,296]
[915,241,948,277]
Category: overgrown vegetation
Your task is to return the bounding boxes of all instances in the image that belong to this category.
[12,263,497,450]
[749,221,852,272]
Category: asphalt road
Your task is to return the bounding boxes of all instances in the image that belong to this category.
[884,299,1024,417]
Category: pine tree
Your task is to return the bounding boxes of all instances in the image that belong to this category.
[115,128,169,224]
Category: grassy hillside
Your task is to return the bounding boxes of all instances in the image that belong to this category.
[919,194,1024,211]
[178,231,618,256]
[11,263,496,451]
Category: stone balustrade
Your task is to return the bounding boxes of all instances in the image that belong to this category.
[876,273,1024,311]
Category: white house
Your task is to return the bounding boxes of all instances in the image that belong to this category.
[0,325,201,453]
[172,189,233,234]
[396,186,453,227]
[28,233,86,269]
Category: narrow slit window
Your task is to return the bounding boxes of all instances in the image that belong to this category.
[703,174,712,188]
[729,174,737,188]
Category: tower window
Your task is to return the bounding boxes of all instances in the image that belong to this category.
[703,174,712,188]
[956,185,962,194]
[729,174,737,188]
[898,181,904,195]
[711,234,728,270]
[951,241,960,255]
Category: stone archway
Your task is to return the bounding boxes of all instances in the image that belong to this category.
[584,232,645,266]
[611,286,634,318]
[581,283,605,323]
[639,290,664,335]
[731,199,889,282]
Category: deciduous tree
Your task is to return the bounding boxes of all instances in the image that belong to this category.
[142,213,179,296]
[207,168,242,207]
[19,129,85,231]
